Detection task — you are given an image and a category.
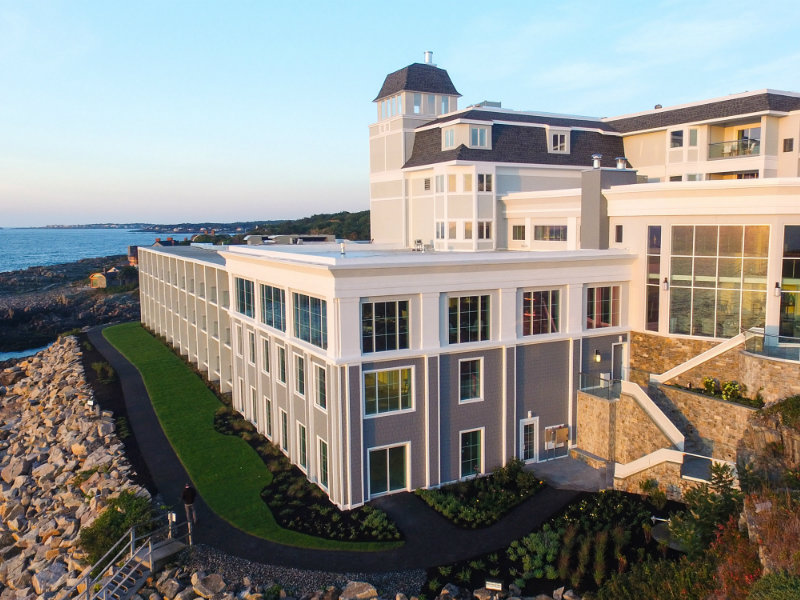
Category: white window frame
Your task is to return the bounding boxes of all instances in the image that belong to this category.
[435,174,445,193]
[279,409,288,453]
[670,129,684,148]
[264,395,273,439]
[478,221,492,240]
[362,366,415,418]
[459,427,485,479]
[262,338,270,374]
[248,330,256,365]
[367,442,410,498]
[548,129,570,154]
[511,224,526,241]
[297,422,308,472]
[294,353,305,397]
[458,357,483,404]
[435,221,445,240]
[443,128,456,149]
[315,364,327,412]
[469,125,490,149]
[250,386,258,426]
[277,346,287,385]
[477,173,493,192]
[520,417,539,463]
[317,437,329,489]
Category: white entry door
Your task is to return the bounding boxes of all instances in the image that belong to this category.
[519,416,539,463]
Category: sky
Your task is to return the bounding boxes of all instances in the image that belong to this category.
[2,0,800,227]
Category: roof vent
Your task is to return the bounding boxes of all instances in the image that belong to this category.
[423,51,434,65]
[615,156,628,169]
[592,154,603,169]
[654,104,663,109]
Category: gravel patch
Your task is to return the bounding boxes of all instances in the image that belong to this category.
[183,545,426,597]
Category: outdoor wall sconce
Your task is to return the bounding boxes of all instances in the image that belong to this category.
[775,282,782,297]
[594,350,602,363]
[662,277,669,291]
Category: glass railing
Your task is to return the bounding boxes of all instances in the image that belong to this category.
[708,139,761,159]
[743,328,800,361]
[578,373,621,400]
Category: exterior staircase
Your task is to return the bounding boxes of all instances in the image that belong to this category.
[63,515,192,600]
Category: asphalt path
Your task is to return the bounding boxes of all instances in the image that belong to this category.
[88,325,579,572]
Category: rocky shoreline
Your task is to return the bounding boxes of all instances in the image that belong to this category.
[0,256,139,353]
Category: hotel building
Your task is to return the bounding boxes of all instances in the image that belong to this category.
[139,54,800,508]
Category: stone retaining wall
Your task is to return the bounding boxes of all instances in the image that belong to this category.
[613,460,693,501]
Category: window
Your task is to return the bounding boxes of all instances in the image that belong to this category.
[236,325,243,355]
[669,225,768,338]
[440,96,449,114]
[448,295,490,343]
[736,171,759,179]
[250,387,257,425]
[277,346,286,384]
[586,286,621,329]
[687,174,702,181]
[260,284,286,331]
[533,225,567,241]
[460,430,482,477]
[447,174,456,192]
[689,129,698,147]
[424,177,431,191]
[369,445,406,496]
[264,397,272,438]
[478,221,492,240]
[646,226,662,332]
[315,365,327,409]
[298,423,307,470]
[512,225,526,241]
[413,93,421,115]
[522,290,560,335]
[295,355,305,396]
[470,126,488,148]
[443,129,455,148]
[615,225,623,244]
[436,221,445,240]
[780,225,800,339]
[459,359,481,402]
[293,293,327,349]
[361,300,409,353]
[235,278,255,318]
[669,175,683,182]
[364,368,412,415]
[262,339,270,373]
[318,439,329,488]
[670,130,683,148]
[448,221,457,239]
[463,174,472,192]
[551,132,567,152]
[477,174,493,192]
[435,175,445,193]
[784,138,794,152]
[280,410,288,452]
[248,331,256,364]
[464,222,473,239]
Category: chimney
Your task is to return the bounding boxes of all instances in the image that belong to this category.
[423,51,434,65]
[654,104,663,109]
[615,157,628,169]
[155,238,161,242]
[592,154,602,169]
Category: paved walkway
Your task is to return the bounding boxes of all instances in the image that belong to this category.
[88,325,581,572]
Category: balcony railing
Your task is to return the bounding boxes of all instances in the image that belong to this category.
[708,139,760,160]
[579,372,621,400]
[743,328,800,362]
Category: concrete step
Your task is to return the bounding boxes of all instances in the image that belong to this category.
[681,455,712,481]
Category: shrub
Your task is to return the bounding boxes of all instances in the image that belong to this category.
[596,556,716,600]
[638,478,667,511]
[78,491,154,565]
[710,516,762,599]
[747,572,800,600]
[763,394,800,431]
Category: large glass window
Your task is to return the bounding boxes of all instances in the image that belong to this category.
[361,300,409,353]
[780,225,800,339]
[260,284,286,331]
[669,225,767,337]
[293,293,328,349]
[586,286,621,329]
[459,359,481,402]
[522,290,560,335]
[364,368,412,415]
[369,445,406,496]
[460,430,482,477]
[448,295,490,343]
[646,226,662,331]
[235,278,254,318]
[533,225,567,241]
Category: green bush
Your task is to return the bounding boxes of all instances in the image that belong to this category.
[78,491,154,565]
[747,572,800,599]
[764,394,800,431]
[596,556,716,600]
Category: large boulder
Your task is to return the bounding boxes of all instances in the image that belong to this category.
[340,582,378,600]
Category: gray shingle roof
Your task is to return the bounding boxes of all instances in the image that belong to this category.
[403,124,626,169]
[606,92,800,133]
[422,109,618,132]
[374,63,460,102]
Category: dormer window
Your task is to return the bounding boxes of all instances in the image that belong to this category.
[443,128,456,149]
[548,129,570,154]
[470,126,490,148]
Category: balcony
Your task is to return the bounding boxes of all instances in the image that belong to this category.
[744,328,800,362]
[579,372,621,400]
[708,139,760,160]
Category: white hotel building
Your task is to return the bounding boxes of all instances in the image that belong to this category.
[139,54,800,509]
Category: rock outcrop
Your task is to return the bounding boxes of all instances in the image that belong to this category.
[0,337,149,598]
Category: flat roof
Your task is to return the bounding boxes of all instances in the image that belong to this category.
[141,244,228,266]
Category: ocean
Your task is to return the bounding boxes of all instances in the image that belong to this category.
[0,228,194,273]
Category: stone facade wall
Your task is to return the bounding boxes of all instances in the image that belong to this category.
[655,385,756,462]
[576,391,613,461]
[615,392,672,464]
[632,331,800,404]
[614,460,695,501]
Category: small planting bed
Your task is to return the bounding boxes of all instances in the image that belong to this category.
[415,459,544,528]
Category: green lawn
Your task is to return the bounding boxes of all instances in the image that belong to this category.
[103,322,401,551]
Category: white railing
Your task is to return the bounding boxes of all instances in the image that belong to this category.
[650,333,745,384]
[614,448,736,480]
[620,381,685,451]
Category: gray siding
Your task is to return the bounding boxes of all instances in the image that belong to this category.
[347,365,363,505]
[427,356,440,487]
